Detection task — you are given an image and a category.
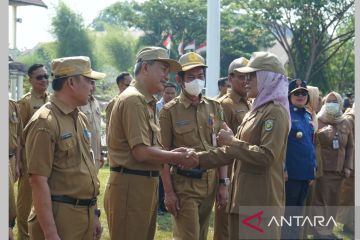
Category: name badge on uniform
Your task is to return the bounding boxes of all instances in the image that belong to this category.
[175,120,190,126]
[60,132,73,140]
[332,132,340,150]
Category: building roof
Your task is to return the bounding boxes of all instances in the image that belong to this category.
[9,0,47,8]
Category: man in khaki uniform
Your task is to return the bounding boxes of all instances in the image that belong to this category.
[214,57,250,240]
[215,77,231,99]
[80,80,104,171]
[196,52,290,239]
[24,56,104,240]
[159,52,228,240]
[105,72,133,134]
[104,47,199,240]
[17,63,50,240]
[9,99,23,240]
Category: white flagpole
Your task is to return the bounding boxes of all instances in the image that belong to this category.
[205,0,221,97]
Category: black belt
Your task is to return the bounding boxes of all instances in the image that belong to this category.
[110,166,159,177]
[51,195,97,206]
[9,152,15,158]
[176,168,206,179]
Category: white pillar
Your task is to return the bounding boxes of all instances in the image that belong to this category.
[205,0,221,97]
[10,70,17,99]
[12,5,17,49]
[17,74,24,99]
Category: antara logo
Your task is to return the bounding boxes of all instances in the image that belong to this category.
[268,216,338,227]
[241,210,264,233]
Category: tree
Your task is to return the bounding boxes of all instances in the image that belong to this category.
[92,0,274,76]
[51,1,96,66]
[239,0,354,85]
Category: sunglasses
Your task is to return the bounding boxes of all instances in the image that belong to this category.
[293,91,308,97]
[35,74,49,81]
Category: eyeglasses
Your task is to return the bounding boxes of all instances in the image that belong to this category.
[35,74,49,81]
[293,91,308,97]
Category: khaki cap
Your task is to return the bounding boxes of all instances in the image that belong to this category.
[234,52,285,75]
[179,52,207,72]
[228,57,249,74]
[51,56,106,80]
[136,46,181,72]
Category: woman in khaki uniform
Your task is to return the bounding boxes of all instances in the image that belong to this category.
[196,52,290,240]
[310,92,354,239]
[337,103,355,235]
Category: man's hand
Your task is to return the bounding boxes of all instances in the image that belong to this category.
[164,191,180,218]
[217,123,235,146]
[93,214,102,240]
[9,227,14,240]
[177,150,199,169]
[16,159,23,180]
[216,184,228,209]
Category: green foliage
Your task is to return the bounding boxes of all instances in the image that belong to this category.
[239,0,355,88]
[92,0,273,76]
[51,1,96,67]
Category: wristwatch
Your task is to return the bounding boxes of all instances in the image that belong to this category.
[219,178,230,186]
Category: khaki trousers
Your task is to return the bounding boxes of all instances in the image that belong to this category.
[9,158,17,226]
[28,202,94,240]
[104,172,158,240]
[310,171,343,236]
[171,169,217,240]
[214,201,229,240]
[17,153,32,240]
[337,176,354,230]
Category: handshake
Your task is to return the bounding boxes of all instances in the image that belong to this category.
[171,147,199,169]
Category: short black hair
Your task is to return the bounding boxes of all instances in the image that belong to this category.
[52,75,80,91]
[27,64,44,77]
[218,77,228,88]
[164,82,177,90]
[177,67,206,80]
[116,72,131,85]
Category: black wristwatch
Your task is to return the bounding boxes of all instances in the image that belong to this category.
[219,178,230,186]
[94,208,101,217]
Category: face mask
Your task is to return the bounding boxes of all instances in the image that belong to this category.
[325,102,340,115]
[184,79,205,96]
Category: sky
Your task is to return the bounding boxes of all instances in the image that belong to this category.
[8,0,124,50]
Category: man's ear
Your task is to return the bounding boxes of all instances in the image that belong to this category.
[175,75,182,84]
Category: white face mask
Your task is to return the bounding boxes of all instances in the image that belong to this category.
[325,102,340,115]
[184,79,205,96]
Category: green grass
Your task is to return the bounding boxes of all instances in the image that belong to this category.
[13,166,353,240]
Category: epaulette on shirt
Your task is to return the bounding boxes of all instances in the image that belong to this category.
[37,103,52,119]
[17,92,31,103]
[162,97,180,110]
[203,96,220,105]
[217,93,229,103]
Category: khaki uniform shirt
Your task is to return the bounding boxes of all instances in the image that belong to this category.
[159,92,224,152]
[9,99,23,153]
[107,81,161,171]
[18,89,49,127]
[198,102,289,212]
[105,96,118,135]
[79,96,102,161]
[219,90,250,134]
[316,118,354,172]
[24,95,99,199]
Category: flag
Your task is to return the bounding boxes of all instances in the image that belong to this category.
[178,39,184,55]
[196,41,206,53]
[184,40,195,51]
[162,34,172,50]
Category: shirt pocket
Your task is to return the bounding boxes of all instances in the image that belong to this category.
[174,123,197,147]
[55,137,79,168]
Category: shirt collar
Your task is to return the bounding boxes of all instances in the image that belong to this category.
[133,80,157,104]
[50,95,76,115]
[179,91,206,109]
[31,89,48,99]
